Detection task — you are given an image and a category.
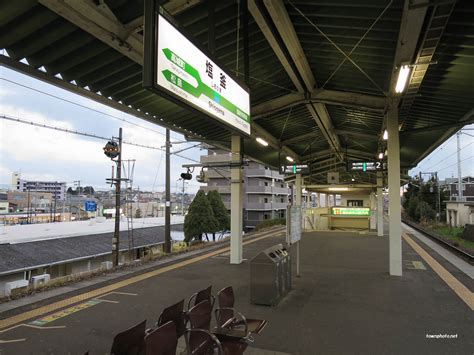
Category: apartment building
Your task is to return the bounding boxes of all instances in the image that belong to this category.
[200,150,289,230]
[12,172,66,200]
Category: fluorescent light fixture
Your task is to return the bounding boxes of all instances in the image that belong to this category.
[256,137,269,146]
[378,152,384,160]
[395,65,410,93]
[351,178,355,182]
[328,187,348,191]
[385,149,388,156]
[286,156,294,162]
[383,129,388,140]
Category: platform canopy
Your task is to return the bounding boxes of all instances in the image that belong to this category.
[1,0,473,184]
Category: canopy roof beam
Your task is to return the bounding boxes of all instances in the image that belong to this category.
[252,90,387,118]
[39,0,143,64]
[253,0,343,161]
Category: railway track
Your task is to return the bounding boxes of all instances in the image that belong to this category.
[402,219,474,265]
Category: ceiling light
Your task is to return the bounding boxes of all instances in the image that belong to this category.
[328,187,348,191]
[383,129,388,140]
[378,152,384,160]
[286,156,294,162]
[256,137,268,146]
[384,149,388,156]
[351,178,355,182]
[395,65,410,93]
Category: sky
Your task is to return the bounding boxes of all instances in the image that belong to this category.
[0,66,206,194]
[0,66,473,192]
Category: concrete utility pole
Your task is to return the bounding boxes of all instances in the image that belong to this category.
[456,131,462,201]
[181,178,186,215]
[74,180,81,220]
[164,128,171,253]
[112,128,122,266]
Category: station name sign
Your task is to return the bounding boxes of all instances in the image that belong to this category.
[280,164,309,174]
[144,7,251,136]
[350,161,386,172]
[331,207,371,216]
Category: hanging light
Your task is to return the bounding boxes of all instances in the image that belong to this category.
[378,152,384,160]
[383,130,388,140]
[286,156,294,162]
[256,137,269,146]
[395,65,411,93]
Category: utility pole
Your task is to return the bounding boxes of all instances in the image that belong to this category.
[165,129,171,253]
[181,178,186,215]
[456,131,462,202]
[113,128,123,266]
[104,129,123,267]
[74,180,81,220]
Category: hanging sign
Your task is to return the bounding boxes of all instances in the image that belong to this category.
[280,164,309,174]
[350,162,386,172]
[144,7,251,136]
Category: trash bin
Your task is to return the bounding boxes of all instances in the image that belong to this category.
[250,243,291,306]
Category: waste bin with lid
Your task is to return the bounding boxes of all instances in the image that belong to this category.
[250,243,291,306]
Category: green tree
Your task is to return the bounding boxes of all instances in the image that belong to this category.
[207,190,230,241]
[184,190,218,243]
[83,186,95,195]
[134,208,142,218]
[416,201,436,222]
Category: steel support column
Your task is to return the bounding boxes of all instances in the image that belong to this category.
[230,135,243,264]
[376,172,384,237]
[387,108,402,276]
[295,173,302,277]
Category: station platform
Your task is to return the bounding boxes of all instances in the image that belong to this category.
[0,226,472,354]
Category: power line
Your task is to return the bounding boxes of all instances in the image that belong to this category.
[0,77,195,145]
[416,134,457,170]
[424,141,474,172]
[437,156,473,173]
[0,114,199,163]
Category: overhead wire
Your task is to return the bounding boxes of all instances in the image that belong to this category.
[0,114,199,163]
[0,77,196,146]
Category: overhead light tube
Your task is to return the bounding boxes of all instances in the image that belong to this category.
[286,156,294,162]
[395,65,411,93]
[328,187,348,191]
[378,152,384,160]
[383,129,388,140]
[256,137,268,146]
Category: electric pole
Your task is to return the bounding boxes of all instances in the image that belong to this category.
[456,131,462,202]
[74,180,81,220]
[165,128,171,253]
[104,128,123,267]
[113,128,122,266]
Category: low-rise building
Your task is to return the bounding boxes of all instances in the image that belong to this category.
[7,191,53,211]
[12,172,66,200]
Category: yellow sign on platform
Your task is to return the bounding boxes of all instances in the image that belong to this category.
[29,299,102,326]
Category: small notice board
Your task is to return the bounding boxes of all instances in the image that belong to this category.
[286,206,302,245]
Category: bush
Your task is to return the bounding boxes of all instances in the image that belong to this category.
[254,218,286,231]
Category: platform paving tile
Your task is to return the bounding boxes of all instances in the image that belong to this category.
[0,229,472,354]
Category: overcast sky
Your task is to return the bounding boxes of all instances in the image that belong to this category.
[0,67,206,194]
[1,67,473,192]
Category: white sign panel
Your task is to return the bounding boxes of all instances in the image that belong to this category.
[286,206,302,245]
[156,14,251,135]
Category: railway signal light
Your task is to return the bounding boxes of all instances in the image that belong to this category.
[103,140,120,159]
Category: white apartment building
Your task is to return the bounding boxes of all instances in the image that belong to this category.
[12,172,67,200]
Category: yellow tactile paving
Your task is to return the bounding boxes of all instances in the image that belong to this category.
[403,233,474,311]
[0,228,283,331]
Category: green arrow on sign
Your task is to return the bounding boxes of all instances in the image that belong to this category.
[161,48,250,123]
